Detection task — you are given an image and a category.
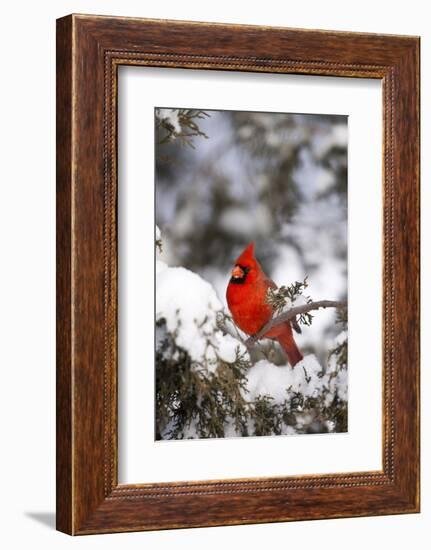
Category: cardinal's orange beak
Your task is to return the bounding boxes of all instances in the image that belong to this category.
[231,265,244,279]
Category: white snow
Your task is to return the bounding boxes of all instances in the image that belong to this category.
[312,123,348,159]
[243,353,348,434]
[156,260,167,275]
[334,330,348,346]
[255,203,273,236]
[156,108,182,134]
[218,206,255,237]
[156,265,246,371]
[237,125,254,140]
[218,204,273,238]
[244,355,327,403]
[314,168,335,194]
[332,367,348,401]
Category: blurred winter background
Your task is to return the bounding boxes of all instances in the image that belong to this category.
[155,107,348,440]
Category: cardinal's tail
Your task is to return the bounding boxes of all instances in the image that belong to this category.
[276,324,303,367]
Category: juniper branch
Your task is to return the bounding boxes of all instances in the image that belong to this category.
[216,313,248,345]
[245,300,347,349]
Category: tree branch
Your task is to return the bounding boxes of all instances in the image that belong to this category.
[245,300,347,349]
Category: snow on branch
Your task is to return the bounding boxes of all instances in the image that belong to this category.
[245,299,347,349]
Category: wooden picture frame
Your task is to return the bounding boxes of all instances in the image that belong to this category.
[56,14,420,535]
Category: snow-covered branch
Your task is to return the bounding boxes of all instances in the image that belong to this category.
[245,299,347,349]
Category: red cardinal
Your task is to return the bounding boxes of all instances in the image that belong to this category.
[226,242,303,367]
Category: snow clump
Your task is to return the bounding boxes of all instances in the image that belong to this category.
[156,265,245,371]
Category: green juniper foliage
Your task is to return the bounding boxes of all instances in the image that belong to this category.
[156,318,250,440]
[266,277,314,326]
[155,310,348,439]
[156,109,209,148]
[155,238,163,254]
[325,309,348,432]
[329,309,348,370]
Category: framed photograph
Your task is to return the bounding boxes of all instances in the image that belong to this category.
[56,14,420,534]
